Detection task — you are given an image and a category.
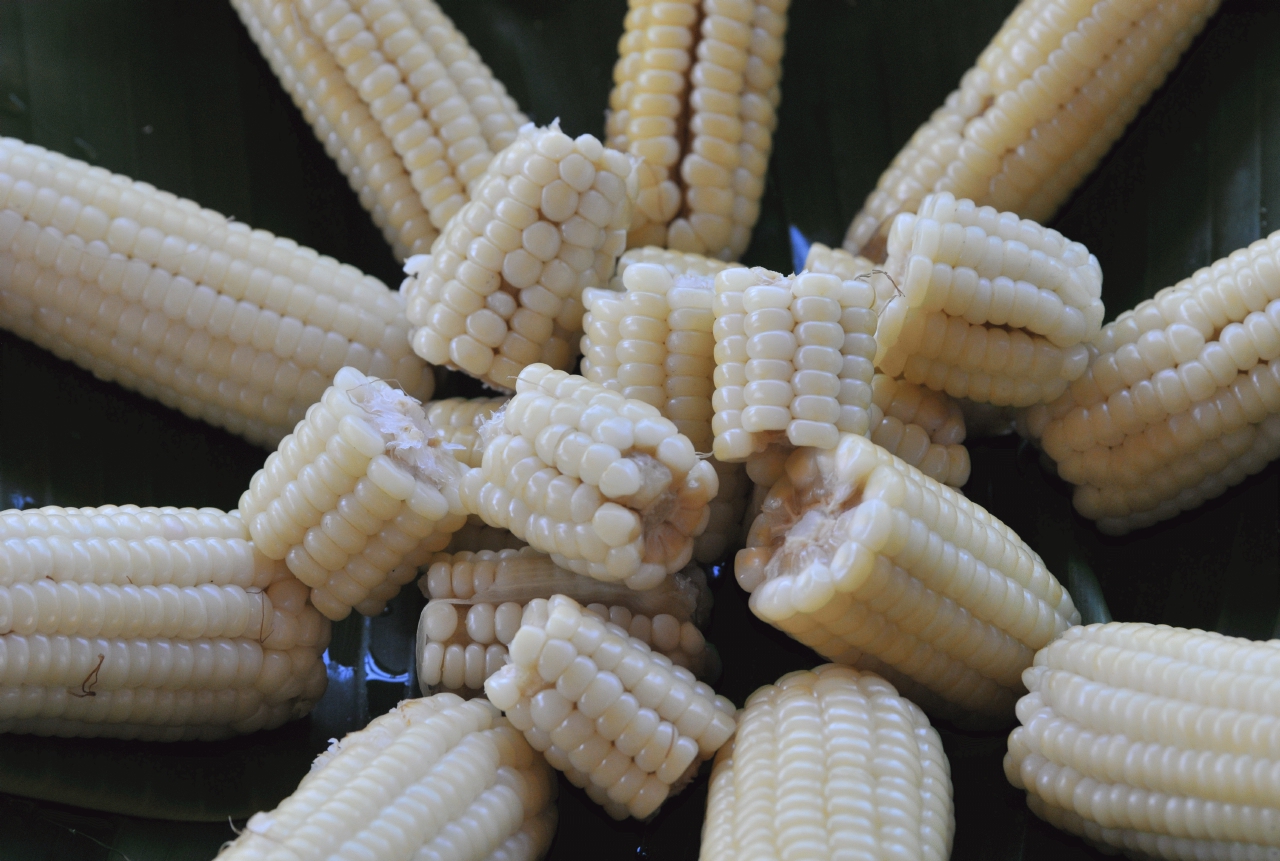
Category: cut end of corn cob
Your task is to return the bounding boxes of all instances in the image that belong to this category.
[484,594,736,820]
[219,694,556,861]
[700,664,954,861]
[736,432,1078,721]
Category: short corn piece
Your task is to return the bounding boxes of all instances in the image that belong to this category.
[1006,622,1280,860]
[700,664,954,861]
[736,433,1079,721]
[0,137,433,447]
[217,694,557,861]
[240,367,468,621]
[0,504,329,739]
[485,594,737,820]
[403,123,634,390]
[460,364,719,591]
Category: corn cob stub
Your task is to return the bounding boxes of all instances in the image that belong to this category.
[218,694,557,861]
[416,547,719,697]
[403,123,634,391]
[606,0,791,260]
[844,0,1222,261]
[0,137,433,448]
[737,433,1079,721]
[700,664,954,861]
[1007,622,1280,859]
[485,594,736,820]
[0,505,329,740]
[240,367,468,621]
[461,364,718,591]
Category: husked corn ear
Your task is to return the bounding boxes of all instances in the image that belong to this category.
[0,504,329,739]
[712,267,877,460]
[606,0,790,259]
[845,0,1221,261]
[426,396,509,467]
[871,375,970,488]
[1006,622,1280,859]
[218,694,557,861]
[0,137,432,447]
[240,367,468,621]
[416,547,718,695]
[446,514,527,553]
[461,364,719,591]
[737,433,1079,721]
[404,123,634,390]
[1025,230,1280,534]
[700,664,953,861]
[485,594,737,820]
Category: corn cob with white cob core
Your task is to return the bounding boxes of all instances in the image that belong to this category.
[872,374,970,488]
[217,694,557,861]
[0,137,432,448]
[461,364,718,591]
[485,594,736,819]
[1006,622,1280,859]
[700,664,954,861]
[606,0,790,259]
[0,504,329,739]
[416,547,718,696]
[844,0,1222,261]
[403,123,634,390]
[736,433,1079,721]
[240,367,468,621]
[1022,230,1280,533]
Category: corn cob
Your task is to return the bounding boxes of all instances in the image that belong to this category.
[605,245,743,293]
[871,374,970,488]
[606,0,790,259]
[844,0,1222,261]
[0,504,329,740]
[0,137,432,448]
[416,548,718,697]
[700,664,954,861]
[737,432,1079,721]
[712,266,878,461]
[460,364,719,591]
[1025,230,1280,534]
[240,367,468,621]
[426,395,509,467]
[403,123,634,391]
[485,594,737,820]
[1006,622,1280,859]
[802,241,878,284]
[217,694,557,861]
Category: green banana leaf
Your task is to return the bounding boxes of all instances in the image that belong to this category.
[0,0,1275,858]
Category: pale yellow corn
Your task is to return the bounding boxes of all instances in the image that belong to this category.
[240,367,468,621]
[460,364,719,591]
[416,547,718,696]
[217,694,557,861]
[485,594,737,820]
[1025,230,1280,534]
[1006,622,1280,859]
[605,246,742,293]
[606,0,790,259]
[871,374,970,488]
[700,665,954,861]
[425,396,509,467]
[845,0,1221,261]
[0,504,329,740]
[736,433,1079,721]
[0,137,432,448]
[403,123,634,391]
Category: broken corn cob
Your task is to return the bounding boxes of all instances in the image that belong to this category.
[845,0,1222,261]
[871,374,970,489]
[606,0,790,259]
[416,547,718,697]
[485,594,737,820]
[700,665,954,861]
[1007,622,1280,859]
[403,123,634,390]
[461,364,719,591]
[0,137,432,447]
[218,694,557,861]
[1025,230,1280,534]
[0,504,329,739]
[240,367,467,621]
[737,433,1079,721]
